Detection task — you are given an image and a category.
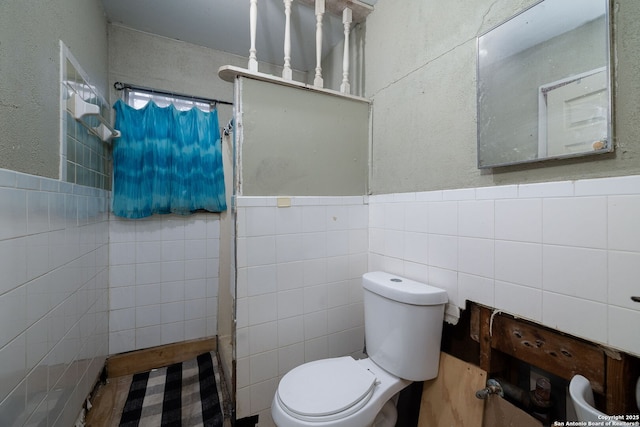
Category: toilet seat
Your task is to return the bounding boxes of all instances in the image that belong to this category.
[276,357,378,422]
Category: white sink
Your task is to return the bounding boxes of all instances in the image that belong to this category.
[569,375,607,422]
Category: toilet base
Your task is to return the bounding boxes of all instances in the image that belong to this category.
[372,400,397,427]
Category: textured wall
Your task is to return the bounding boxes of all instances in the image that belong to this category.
[240,77,370,196]
[107,24,309,127]
[365,0,640,194]
[0,0,108,179]
[108,24,238,127]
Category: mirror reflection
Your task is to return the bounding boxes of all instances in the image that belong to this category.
[477,0,611,169]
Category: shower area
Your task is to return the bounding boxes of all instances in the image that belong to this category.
[105,5,372,422]
[220,69,371,423]
[104,71,372,424]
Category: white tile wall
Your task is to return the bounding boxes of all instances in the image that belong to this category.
[7,170,635,426]
[235,196,368,423]
[108,214,221,354]
[0,168,109,426]
[369,175,640,358]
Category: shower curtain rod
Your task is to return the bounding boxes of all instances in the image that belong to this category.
[113,81,233,106]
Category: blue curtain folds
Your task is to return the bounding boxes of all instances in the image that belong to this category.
[112,99,226,219]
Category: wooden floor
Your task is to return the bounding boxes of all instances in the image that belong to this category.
[85,370,233,427]
[84,338,232,427]
[85,374,133,427]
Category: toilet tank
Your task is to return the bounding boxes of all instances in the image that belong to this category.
[363,272,448,381]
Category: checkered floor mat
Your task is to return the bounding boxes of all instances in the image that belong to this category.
[119,352,223,427]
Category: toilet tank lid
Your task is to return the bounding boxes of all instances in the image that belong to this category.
[363,272,448,305]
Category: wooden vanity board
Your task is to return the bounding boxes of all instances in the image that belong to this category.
[482,395,542,427]
[418,352,546,427]
[418,352,487,427]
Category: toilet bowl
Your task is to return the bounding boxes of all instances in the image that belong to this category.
[271,357,409,427]
[271,272,448,427]
[569,375,607,422]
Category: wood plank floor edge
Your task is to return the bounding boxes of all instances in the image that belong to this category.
[107,337,217,378]
[85,375,133,427]
[86,338,222,427]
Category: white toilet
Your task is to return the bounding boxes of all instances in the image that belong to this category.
[271,271,448,427]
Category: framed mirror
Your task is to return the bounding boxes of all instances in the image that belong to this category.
[477,0,612,169]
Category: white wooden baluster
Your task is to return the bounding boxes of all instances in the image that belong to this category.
[340,7,352,94]
[313,0,325,88]
[282,0,293,79]
[249,0,258,72]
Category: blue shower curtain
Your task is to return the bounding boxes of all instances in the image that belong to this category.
[111,99,226,219]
